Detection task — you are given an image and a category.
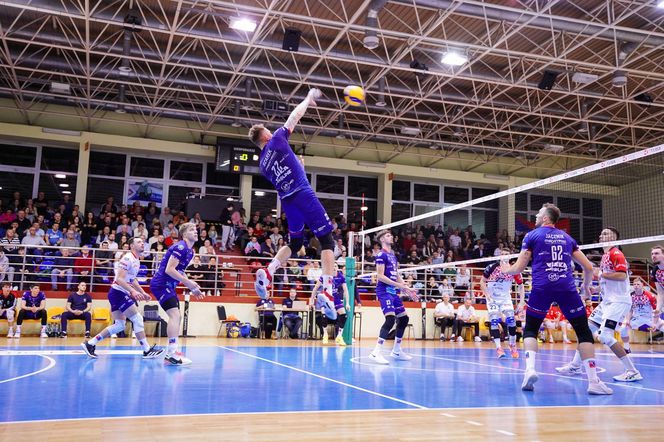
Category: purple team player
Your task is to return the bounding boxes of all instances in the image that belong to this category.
[502,203,612,395]
[150,222,204,365]
[310,264,350,346]
[248,88,337,301]
[369,230,418,365]
[15,284,47,338]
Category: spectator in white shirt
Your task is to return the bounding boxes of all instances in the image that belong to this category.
[448,229,462,252]
[434,293,456,340]
[333,238,346,259]
[454,264,471,297]
[454,297,481,342]
[438,277,455,299]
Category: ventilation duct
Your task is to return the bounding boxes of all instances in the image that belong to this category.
[612,42,637,87]
[363,0,388,49]
[375,77,387,107]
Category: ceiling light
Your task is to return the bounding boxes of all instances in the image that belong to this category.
[226,197,234,201]
[55,174,67,179]
[400,126,420,136]
[441,51,468,66]
[59,183,69,188]
[62,190,71,195]
[230,17,257,32]
[254,191,265,197]
[658,1,664,8]
[544,143,564,153]
[360,206,368,212]
[572,72,598,84]
[118,65,132,73]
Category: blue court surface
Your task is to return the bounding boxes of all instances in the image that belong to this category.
[1,344,663,423]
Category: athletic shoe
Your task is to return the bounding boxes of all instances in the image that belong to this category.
[555,364,583,375]
[587,381,613,395]
[521,369,539,391]
[6,330,13,338]
[60,331,67,338]
[612,370,643,382]
[474,336,482,342]
[496,347,506,359]
[548,337,554,343]
[142,344,165,359]
[563,338,572,344]
[624,348,631,354]
[390,351,413,361]
[456,336,464,342]
[13,332,20,339]
[40,331,48,338]
[131,332,136,339]
[85,331,91,339]
[369,352,389,365]
[164,352,192,366]
[322,335,329,344]
[254,268,272,299]
[110,334,117,339]
[81,341,97,358]
[335,335,346,346]
[439,335,446,341]
[509,344,519,359]
[449,334,456,341]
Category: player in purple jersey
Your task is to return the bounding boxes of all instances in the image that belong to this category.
[369,230,418,365]
[149,222,204,365]
[81,237,164,360]
[248,88,338,302]
[502,203,612,395]
[310,264,349,346]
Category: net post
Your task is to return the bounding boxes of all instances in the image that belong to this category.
[343,256,356,345]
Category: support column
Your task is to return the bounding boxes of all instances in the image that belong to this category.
[239,174,253,217]
[75,138,91,209]
[377,172,392,225]
[498,190,516,240]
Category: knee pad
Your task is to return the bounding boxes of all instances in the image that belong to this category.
[337,313,347,327]
[128,313,145,334]
[599,320,618,347]
[490,317,501,330]
[379,315,396,339]
[6,309,14,321]
[569,315,594,344]
[523,315,544,340]
[288,235,304,255]
[318,232,335,251]
[396,314,409,330]
[508,326,517,336]
[108,319,127,335]
[505,312,516,328]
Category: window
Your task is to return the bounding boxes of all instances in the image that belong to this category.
[89,152,126,177]
[347,176,378,198]
[530,194,553,211]
[130,157,164,179]
[558,197,580,215]
[444,187,469,204]
[444,209,469,230]
[347,199,377,227]
[170,160,203,182]
[41,147,78,173]
[316,175,345,194]
[569,218,581,242]
[38,173,77,205]
[0,144,36,167]
[472,188,499,209]
[318,198,344,220]
[392,180,411,201]
[251,191,278,220]
[391,203,411,222]
[167,185,198,212]
[413,183,439,202]
[472,209,498,241]
[583,198,602,217]
[515,193,528,211]
[583,218,603,244]
[86,177,125,214]
[0,172,34,203]
[252,174,274,190]
[206,163,240,187]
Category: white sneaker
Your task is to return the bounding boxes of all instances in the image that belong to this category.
[521,369,539,391]
[40,331,48,338]
[6,330,13,338]
[14,332,20,339]
[588,381,613,395]
[110,334,117,338]
[131,332,136,339]
[456,336,464,342]
[390,351,413,361]
[474,336,482,342]
[369,352,389,365]
[165,352,192,366]
[555,364,583,375]
[612,370,643,382]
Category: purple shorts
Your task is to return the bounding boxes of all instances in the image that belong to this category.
[108,287,135,313]
[527,286,585,320]
[149,282,177,309]
[377,292,405,317]
[281,187,333,238]
[334,292,345,311]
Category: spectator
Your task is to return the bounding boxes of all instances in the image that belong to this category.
[244,235,261,260]
[1,229,21,256]
[134,223,148,240]
[14,210,31,238]
[60,281,92,338]
[100,196,118,214]
[58,194,74,216]
[115,216,133,236]
[0,282,17,337]
[147,228,161,248]
[94,241,113,283]
[159,206,173,227]
[472,242,487,259]
[434,293,456,340]
[151,242,167,272]
[333,238,346,259]
[131,214,145,231]
[163,221,175,239]
[261,237,277,259]
[454,297,481,342]
[51,248,75,291]
[207,225,218,245]
[34,191,49,216]
[449,229,462,254]
[74,245,94,285]
[145,204,159,226]
[9,191,25,212]
[0,209,17,232]
[282,288,303,339]
[201,256,220,293]
[15,284,48,338]
[150,234,166,251]
[454,264,471,296]
[61,229,81,250]
[269,226,282,247]
[336,249,348,268]
[164,229,179,247]
[424,276,440,301]
[0,249,15,285]
[107,232,119,251]
[45,222,64,248]
[186,256,206,289]
[21,226,46,253]
[305,260,322,289]
[256,294,277,339]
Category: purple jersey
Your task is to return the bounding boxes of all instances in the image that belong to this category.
[259,127,311,199]
[521,225,578,291]
[374,249,399,296]
[22,291,46,308]
[150,240,195,288]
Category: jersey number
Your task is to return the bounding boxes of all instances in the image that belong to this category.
[551,245,563,261]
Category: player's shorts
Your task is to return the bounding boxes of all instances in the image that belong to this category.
[333,292,345,311]
[376,291,406,317]
[149,282,179,311]
[0,308,14,319]
[108,287,135,313]
[628,315,654,331]
[316,293,337,320]
[527,286,585,320]
[280,187,333,238]
[487,299,514,317]
[589,301,631,327]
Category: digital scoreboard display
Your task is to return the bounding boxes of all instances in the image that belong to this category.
[215,138,262,175]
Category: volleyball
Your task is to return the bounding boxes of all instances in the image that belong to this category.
[344,85,365,107]
[228,326,241,338]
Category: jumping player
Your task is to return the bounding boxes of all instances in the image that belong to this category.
[652,245,664,325]
[480,248,525,359]
[620,277,657,353]
[555,227,641,382]
[369,230,418,364]
[149,223,204,365]
[249,89,337,302]
[81,237,163,359]
[502,203,612,394]
[310,264,350,346]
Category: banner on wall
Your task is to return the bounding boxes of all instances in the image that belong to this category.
[127,180,163,207]
[516,214,570,234]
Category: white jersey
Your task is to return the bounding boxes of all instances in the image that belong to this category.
[111,252,141,295]
[598,247,631,303]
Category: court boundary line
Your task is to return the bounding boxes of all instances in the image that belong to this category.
[0,355,56,385]
[219,345,428,409]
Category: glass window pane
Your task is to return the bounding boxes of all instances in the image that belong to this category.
[413,183,439,202]
[558,197,580,215]
[569,218,581,242]
[444,209,468,231]
[206,163,240,187]
[252,174,274,190]
[316,175,345,194]
[38,173,77,208]
[472,187,499,209]
[205,186,239,198]
[391,203,411,222]
[444,187,469,204]
[41,147,78,173]
[347,199,377,228]
[306,173,312,184]
[319,198,345,220]
[130,157,164,179]
[530,194,553,211]
[583,218,603,244]
[167,185,198,212]
[89,151,126,177]
[583,198,602,217]
[170,160,203,182]
[86,177,125,215]
[251,191,278,221]
[348,176,378,198]
[392,180,411,201]
[0,173,34,206]
[472,209,498,241]
[0,144,37,167]
[515,193,528,211]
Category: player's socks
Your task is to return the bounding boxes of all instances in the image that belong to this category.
[493,338,501,349]
[267,259,281,276]
[620,354,637,372]
[623,342,631,351]
[570,350,582,368]
[372,338,385,355]
[509,334,516,346]
[88,334,104,346]
[525,350,537,371]
[393,337,403,354]
[582,358,599,383]
[167,337,178,354]
[139,339,150,352]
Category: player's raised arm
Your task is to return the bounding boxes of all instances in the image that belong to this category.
[284,88,322,133]
[503,249,531,275]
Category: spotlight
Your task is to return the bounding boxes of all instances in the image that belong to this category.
[441,51,468,66]
[230,17,257,32]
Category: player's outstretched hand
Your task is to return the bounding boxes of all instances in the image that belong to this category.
[308,88,322,105]
[403,287,419,302]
